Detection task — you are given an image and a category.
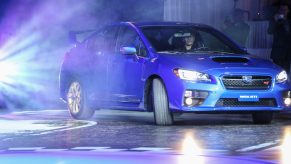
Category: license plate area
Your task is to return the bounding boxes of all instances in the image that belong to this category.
[238,95,259,102]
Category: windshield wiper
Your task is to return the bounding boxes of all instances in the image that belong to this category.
[192,50,237,54]
[207,50,237,54]
[157,51,184,54]
[157,50,237,55]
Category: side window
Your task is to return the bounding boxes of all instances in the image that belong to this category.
[117,26,148,57]
[136,38,148,57]
[86,26,118,53]
[86,33,104,52]
[103,26,119,53]
[117,27,137,49]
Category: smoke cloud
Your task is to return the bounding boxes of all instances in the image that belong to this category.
[0,0,163,110]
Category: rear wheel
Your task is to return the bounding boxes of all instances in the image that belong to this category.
[152,78,173,125]
[67,80,95,119]
[252,112,273,124]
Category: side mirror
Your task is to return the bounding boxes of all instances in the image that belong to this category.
[120,46,136,55]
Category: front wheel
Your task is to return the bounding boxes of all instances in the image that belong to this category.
[252,112,273,124]
[152,78,173,125]
[67,80,95,120]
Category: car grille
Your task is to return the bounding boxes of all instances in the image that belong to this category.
[222,75,272,90]
[215,98,277,107]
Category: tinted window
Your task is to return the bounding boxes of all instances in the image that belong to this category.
[117,26,148,57]
[136,38,148,57]
[87,26,118,53]
[141,26,245,54]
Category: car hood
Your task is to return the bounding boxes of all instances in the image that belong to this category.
[156,53,281,75]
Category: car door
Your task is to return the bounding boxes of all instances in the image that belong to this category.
[85,26,119,102]
[108,25,148,107]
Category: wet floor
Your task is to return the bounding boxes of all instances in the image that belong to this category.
[1,109,291,163]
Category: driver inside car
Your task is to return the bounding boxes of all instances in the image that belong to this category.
[182,33,196,51]
[172,32,199,52]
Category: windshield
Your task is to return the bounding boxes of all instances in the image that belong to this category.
[141,26,245,54]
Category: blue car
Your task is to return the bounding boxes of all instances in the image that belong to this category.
[59,22,291,125]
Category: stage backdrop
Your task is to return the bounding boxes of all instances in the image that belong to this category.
[163,0,273,60]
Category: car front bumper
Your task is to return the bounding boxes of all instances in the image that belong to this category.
[168,80,291,112]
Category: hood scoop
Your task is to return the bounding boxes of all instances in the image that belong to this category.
[212,57,249,63]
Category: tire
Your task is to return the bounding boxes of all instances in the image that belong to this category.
[152,78,173,125]
[252,112,273,124]
[66,80,95,119]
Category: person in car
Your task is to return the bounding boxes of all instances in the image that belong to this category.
[182,33,196,51]
[172,33,197,52]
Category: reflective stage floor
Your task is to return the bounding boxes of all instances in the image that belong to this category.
[1,109,291,164]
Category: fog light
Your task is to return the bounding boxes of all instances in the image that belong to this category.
[185,97,193,106]
[283,91,291,106]
[284,98,291,106]
[184,90,209,107]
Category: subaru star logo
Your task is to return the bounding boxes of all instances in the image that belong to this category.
[242,76,252,84]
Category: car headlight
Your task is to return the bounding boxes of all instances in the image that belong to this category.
[276,70,288,83]
[174,69,211,82]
